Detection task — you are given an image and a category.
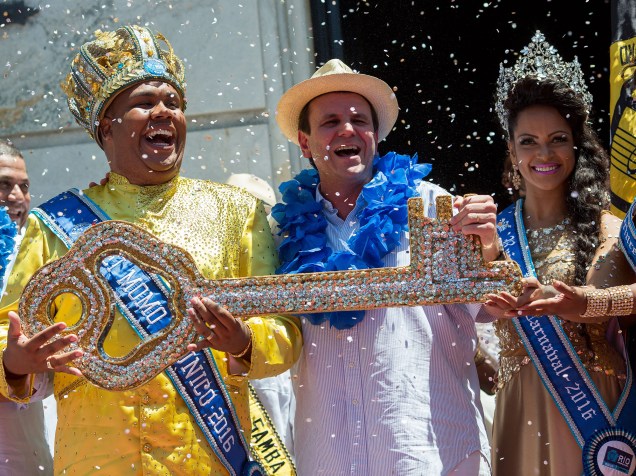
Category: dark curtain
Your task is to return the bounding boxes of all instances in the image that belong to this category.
[310,0,611,205]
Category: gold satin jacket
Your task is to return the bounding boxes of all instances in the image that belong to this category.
[0,174,302,475]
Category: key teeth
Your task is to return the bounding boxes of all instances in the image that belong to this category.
[435,195,453,222]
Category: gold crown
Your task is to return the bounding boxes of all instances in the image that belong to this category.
[61,25,186,145]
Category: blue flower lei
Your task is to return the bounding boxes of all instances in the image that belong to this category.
[0,208,17,291]
[271,151,432,329]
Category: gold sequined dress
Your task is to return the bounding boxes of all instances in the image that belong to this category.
[493,220,626,476]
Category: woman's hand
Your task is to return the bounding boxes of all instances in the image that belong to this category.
[518,280,588,322]
[483,291,519,320]
[484,277,561,319]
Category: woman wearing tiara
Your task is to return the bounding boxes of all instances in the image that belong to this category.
[483,31,636,475]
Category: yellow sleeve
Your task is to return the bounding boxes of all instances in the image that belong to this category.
[226,199,302,384]
[0,214,66,400]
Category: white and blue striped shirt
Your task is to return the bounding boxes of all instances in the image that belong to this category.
[291,181,490,475]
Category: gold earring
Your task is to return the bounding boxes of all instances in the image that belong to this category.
[512,165,522,191]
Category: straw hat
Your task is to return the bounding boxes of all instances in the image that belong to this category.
[226,173,277,208]
[276,59,399,145]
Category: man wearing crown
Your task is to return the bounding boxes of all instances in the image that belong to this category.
[0,25,301,475]
[272,59,503,475]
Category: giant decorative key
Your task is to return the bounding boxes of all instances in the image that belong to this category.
[20,196,522,391]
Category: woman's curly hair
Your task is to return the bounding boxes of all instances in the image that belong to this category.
[503,77,610,285]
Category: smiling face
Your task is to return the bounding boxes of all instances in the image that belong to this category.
[0,154,30,229]
[99,81,186,185]
[508,104,575,200]
[298,92,378,197]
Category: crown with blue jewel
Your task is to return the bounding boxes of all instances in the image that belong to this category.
[62,25,186,146]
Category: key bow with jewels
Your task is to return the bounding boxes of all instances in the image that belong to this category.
[20,196,522,391]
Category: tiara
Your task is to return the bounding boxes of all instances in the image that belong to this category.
[495,30,593,132]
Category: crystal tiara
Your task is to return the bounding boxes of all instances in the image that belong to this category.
[495,30,593,132]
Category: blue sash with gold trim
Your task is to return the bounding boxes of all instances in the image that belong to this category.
[32,188,263,476]
[499,200,636,476]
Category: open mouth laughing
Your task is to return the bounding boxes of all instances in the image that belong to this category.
[7,209,23,223]
[334,145,361,158]
[144,128,175,148]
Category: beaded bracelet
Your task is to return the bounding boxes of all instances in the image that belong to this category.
[580,288,610,318]
[608,285,634,316]
[229,326,253,359]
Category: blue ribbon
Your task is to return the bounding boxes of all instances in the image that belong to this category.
[0,208,18,293]
[620,199,636,274]
[498,200,636,450]
[33,188,263,476]
[99,255,172,334]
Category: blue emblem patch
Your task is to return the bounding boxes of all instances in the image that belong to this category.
[583,427,636,475]
[143,58,167,76]
[603,446,634,474]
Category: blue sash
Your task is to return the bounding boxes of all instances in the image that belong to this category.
[619,200,636,472]
[33,188,263,476]
[620,199,636,274]
[499,200,636,475]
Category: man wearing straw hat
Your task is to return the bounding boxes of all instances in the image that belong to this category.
[273,59,499,475]
[0,25,301,475]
